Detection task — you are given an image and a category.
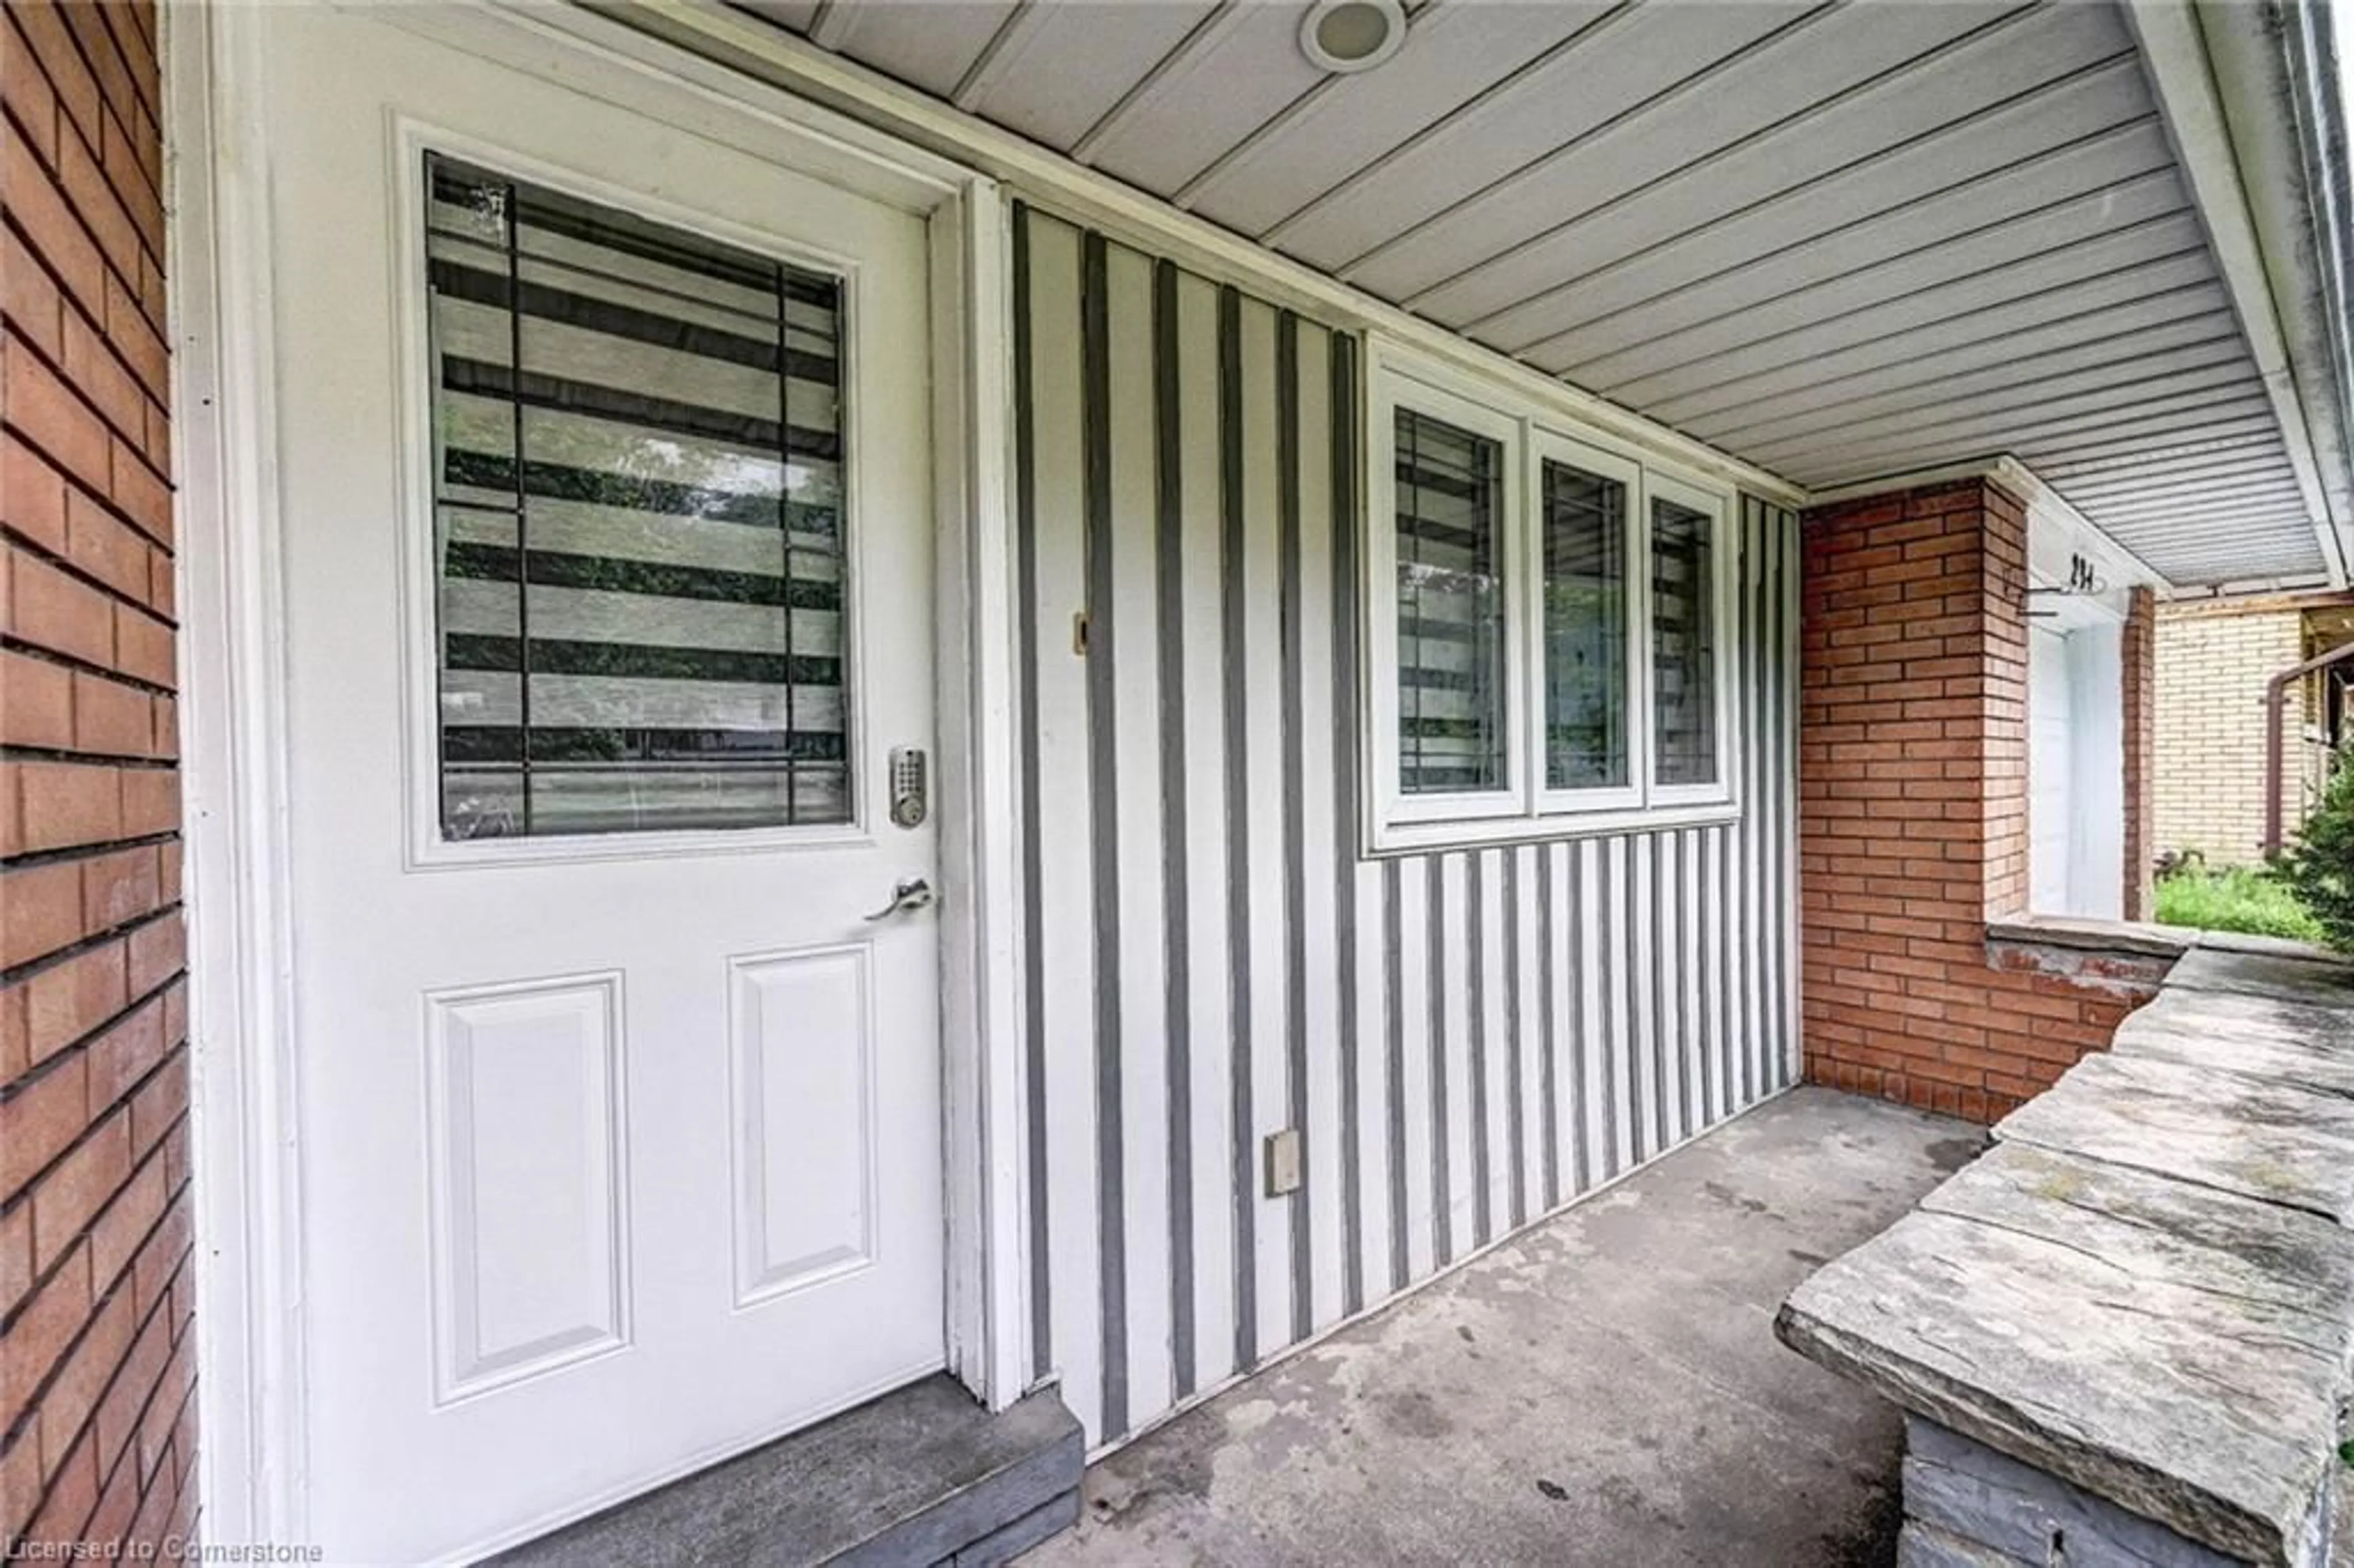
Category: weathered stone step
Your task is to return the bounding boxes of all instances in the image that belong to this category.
[492,1377,1082,1567]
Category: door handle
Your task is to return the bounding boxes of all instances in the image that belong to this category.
[863,877,934,921]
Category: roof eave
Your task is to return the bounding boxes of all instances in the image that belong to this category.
[2129,0,2354,587]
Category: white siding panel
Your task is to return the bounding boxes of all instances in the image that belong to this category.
[1238,297,1294,1362]
[1577,835,1608,1179]
[1107,246,1173,1430]
[1393,857,1436,1285]
[1477,848,1510,1243]
[1438,852,1477,1263]
[1022,217,1102,1441]
[1176,271,1236,1399]
[1010,211,1802,1449]
[1352,859,1393,1301]
[1293,324,1347,1334]
[1598,834,1633,1180]
[1632,832,1663,1165]
[1512,845,1544,1226]
[1544,841,1578,1203]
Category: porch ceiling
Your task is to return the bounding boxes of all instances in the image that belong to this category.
[734,0,2333,588]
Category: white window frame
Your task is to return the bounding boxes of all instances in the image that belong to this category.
[1529,429,1647,818]
[1644,469,1740,811]
[1366,371,1529,832]
[1364,342,1740,853]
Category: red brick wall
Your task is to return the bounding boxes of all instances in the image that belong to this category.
[2,1,196,1554]
[2120,586,2155,919]
[1799,479,2158,1123]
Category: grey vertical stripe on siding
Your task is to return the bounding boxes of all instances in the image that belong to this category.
[1013,209,1801,1448]
[1565,842,1592,1195]
[1535,847,1560,1212]
[1080,232,1129,1441]
[1504,849,1526,1230]
[1593,841,1620,1183]
[1331,336,1366,1319]
[1152,259,1197,1401]
[1426,860,1452,1268]
[1217,284,1258,1377]
[1010,204,1053,1385]
[1277,314,1313,1345]
[1657,833,1677,1147]
[1465,852,1491,1247]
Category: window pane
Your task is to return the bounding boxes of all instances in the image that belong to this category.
[425,154,851,839]
[1395,409,1507,794]
[1541,459,1629,790]
[1651,496,1717,787]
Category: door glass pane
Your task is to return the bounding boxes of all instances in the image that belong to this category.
[1395,409,1507,794]
[424,153,851,840]
[1541,459,1629,791]
[1651,495,1718,787]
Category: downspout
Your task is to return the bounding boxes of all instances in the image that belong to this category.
[2263,639,2354,855]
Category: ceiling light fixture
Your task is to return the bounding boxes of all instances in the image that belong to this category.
[1300,0,1406,75]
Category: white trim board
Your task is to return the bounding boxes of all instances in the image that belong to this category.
[173,2,1030,1547]
[590,0,1813,512]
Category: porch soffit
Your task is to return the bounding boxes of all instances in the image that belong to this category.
[717,0,2332,590]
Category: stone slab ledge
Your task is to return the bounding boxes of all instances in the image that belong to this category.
[1780,945,2354,1566]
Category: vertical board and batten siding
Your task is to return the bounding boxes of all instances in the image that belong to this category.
[1011,206,1801,1448]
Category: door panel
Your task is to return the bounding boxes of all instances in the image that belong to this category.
[262,11,945,1559]
[424,972,630,1402]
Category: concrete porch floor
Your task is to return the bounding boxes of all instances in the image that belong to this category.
[1019,1087,1981,1567]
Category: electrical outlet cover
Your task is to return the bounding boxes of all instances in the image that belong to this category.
[1264,1128,1302,1196]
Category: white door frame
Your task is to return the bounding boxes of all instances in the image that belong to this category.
[169,1,1030,1545]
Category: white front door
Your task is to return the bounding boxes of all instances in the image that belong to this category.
[2029,617,2125,919]
[2029,623,2076,915]
[261,11,945,1559]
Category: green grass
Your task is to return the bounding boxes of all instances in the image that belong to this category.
[2154,865,2325,943]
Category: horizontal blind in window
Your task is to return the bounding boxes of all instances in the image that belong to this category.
[1651,495,1717,787]
[1393,409,1506,794]
[425,153,851,839]
[1541,460,1629,791]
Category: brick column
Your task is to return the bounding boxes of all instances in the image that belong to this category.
[2119,587,2155,918]
[1800,479,2154,1123]
[2,1,195,1553]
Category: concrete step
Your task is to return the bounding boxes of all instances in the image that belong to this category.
[492,1377,1083,1567]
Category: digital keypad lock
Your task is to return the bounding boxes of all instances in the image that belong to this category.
[888,746,928,829]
